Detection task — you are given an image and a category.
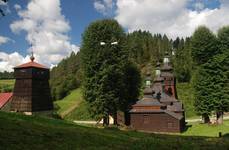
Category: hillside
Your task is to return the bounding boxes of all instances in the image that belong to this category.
[54,88,92,120]
[56,82,196,121]
[0,111,229,150]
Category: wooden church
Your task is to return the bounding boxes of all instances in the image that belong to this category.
[10,53,53,115]
[128,53,185,133]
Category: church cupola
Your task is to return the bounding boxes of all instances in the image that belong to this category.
[155,61,161,76]
[160,52,177,98]
[145,71,152,87]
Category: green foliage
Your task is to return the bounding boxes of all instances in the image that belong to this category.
[0,0,8,16]
[176,82,196,118]
[81,19,141,121]
[0,71,13,79]
[191,25,229,117]
[202,52,229,113]
[192,67,213,116]
[173,38,193,82]
[126,31,173,73]
[218,26,229,53]
[190,26,218,65]
[50,52,81,100]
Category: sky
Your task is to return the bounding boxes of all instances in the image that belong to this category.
[0,0,228,72]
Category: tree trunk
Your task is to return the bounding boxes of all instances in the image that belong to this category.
[202,114,210,123]
[103,115,109,126]
[113,111,117,125]
[216,111,223,124]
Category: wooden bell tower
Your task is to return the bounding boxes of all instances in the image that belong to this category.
[10,53,53,114]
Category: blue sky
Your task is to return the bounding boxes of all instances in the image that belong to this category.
[0,0,228,72]
[0,0,107,56]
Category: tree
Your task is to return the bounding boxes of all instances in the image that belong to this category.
[173,38,192,82]
[191,26,219,123]
[218,26,229,53]
[193,53,229,124]
[190,26,218,65]
[80,19,140,125]
[192,66,213,123]
[0,0,8,17]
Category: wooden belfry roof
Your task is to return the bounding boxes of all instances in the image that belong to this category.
[14,61,48,69]
[14,53,48,69]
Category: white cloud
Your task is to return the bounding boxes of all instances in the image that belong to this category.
[10,0,79,68]
[0,52,29,72]
[14,4,21,11]
[194,2,205,10]
[94,0,114,16]
[0,36,11,45]
[115,0,229,39]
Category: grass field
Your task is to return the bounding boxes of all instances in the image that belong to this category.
[0,79,15,92]
[54,88,83,118]
[182,121,229,137]
[0,111,229,150]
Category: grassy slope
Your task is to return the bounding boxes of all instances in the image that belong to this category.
[54,89,83,118]
[0,111,229,150]
[177,82,197,118]
[0,79,15,92]
[60,82,197,121]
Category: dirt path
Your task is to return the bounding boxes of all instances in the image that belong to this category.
[73,115,229,124]
[60,101,81,118]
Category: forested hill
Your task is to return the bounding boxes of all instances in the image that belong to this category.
[0,71,13,79]
[50,52,81,100]
[50,30,192,100]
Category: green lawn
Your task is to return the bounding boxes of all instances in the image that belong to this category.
[0,111,229,150]
[54,88,83,118]
[0,79,15,92]
[182,121,229,137]
[177,82,197,118]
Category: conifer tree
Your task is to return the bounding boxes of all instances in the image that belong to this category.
[191,26,218,123]
[190,26,218,65]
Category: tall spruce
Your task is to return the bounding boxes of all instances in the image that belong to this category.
[190,26,218,65]
[191,26,218,123]
[193,65,213,123]
[80,19,140,125]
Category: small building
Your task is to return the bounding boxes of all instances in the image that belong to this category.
[0,92,13,111]
[129,54,185,133]
[10,54,53,115]
[129,87,184,133]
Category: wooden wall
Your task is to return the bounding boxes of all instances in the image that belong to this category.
[11,67,53,112]
[130,112,182,132]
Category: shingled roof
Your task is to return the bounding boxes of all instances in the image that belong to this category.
[0,93,13,108]
[14,61,48,69]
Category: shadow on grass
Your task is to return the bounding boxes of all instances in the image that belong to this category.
[182,124,192,133]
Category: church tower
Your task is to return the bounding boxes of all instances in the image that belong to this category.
[10,53,53,115]
[160,52,177,98]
